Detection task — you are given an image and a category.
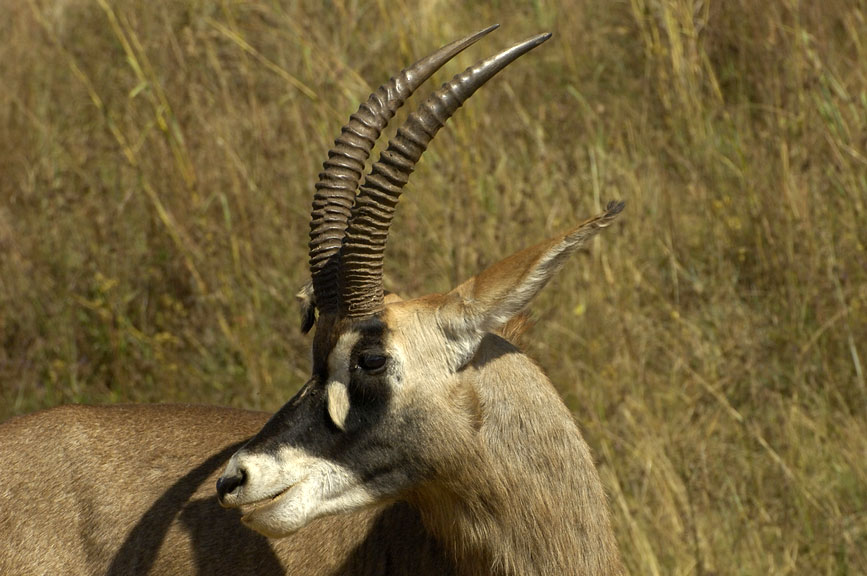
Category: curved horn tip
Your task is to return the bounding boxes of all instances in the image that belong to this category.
[477,23,500,36]
[458,31,553,91]
[509,31,553,55]
[406,24,501,83]
[451,24,500,45]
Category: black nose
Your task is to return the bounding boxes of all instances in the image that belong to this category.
[216,467,247,500]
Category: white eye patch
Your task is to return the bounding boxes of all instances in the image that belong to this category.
[325,331,360,432]
[326,381,350,431]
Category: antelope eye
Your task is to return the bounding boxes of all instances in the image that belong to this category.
[357,353,387,374]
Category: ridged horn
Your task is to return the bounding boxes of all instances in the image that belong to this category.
[308,25,499,317]
[339,32,552,318]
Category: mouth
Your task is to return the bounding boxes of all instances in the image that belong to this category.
[238,483,298,520]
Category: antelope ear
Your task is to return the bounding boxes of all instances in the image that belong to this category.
[296,281,317,334]
[438,201,624,353]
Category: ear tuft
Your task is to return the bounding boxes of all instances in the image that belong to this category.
[605,199,626,216]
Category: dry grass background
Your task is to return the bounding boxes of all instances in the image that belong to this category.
[1,0,866,573]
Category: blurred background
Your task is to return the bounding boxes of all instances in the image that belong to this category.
[1,0,865,573]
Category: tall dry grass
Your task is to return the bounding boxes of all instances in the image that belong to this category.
[1,0,865,573]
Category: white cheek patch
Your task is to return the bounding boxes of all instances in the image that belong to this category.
[326,381,350,431]
[236,445,379,538]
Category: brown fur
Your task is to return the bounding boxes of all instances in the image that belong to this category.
[0,404,454,576]
[0,346,620,575]
[0,205,625,576]
[410,334,622,575]
[497,312,535,345]
[0,345,622,575]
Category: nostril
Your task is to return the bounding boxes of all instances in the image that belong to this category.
[216,467,247,499]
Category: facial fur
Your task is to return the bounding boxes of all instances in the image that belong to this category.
[219,314,451,536]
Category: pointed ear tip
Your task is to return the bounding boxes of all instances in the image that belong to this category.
[605,200,626,216]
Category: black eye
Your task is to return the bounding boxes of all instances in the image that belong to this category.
[357,353,387,374]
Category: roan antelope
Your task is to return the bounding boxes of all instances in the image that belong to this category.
[0,26,624,575]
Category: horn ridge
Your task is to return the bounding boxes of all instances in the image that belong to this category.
[340,32,552,318]
[308,25,500,317]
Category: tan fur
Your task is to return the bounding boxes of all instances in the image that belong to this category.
[496,312,534,344]
[0,214,622,575]
[383,294,623,575]
[0,405,453,575]
[0,209,623,576]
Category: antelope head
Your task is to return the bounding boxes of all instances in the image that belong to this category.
[216,26,624,540]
